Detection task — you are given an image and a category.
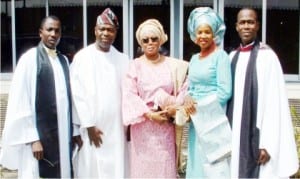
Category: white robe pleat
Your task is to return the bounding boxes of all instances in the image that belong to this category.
[230,43,299,178]
[70,44,129,178]
[0,47,72,178]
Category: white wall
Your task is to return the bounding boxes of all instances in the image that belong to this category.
[287,83,300,99]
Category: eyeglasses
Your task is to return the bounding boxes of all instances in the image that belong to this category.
[142,37,159,44]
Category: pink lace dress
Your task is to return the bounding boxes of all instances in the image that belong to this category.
[122,57,186,178]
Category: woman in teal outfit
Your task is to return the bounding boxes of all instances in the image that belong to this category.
[186,7,232,178]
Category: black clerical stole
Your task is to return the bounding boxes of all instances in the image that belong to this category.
[35,42,73,178]
[226,40,260,178]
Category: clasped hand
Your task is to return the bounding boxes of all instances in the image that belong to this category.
[147,105,177,124]
[149,110,168,124]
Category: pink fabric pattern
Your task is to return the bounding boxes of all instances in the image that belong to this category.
[122,58,186,178]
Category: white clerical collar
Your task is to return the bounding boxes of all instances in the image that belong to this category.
[43,45,57,58]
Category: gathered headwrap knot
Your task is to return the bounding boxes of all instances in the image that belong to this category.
[136,19,168,46]
[96,8,119,28]
[187,7,226,46]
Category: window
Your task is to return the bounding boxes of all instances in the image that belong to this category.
[183,1,213,61]
[49,0,83,62]
[133,0,170,58]
[224,1,262,54]
[223,0,299,79]
[87,1,123,52]
[266,1,299,75]
[1,1,13,72]
[1,0,300,80]
[15,7,45,62]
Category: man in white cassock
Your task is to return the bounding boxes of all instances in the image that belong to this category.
[0,16,82,178]
[70,8,130,178]
[227,8,299,178]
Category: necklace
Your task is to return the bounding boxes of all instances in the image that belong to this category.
[144,54,162,64]
[199,43,217,59]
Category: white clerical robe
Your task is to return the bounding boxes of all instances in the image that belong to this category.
[70,44,129,178]
[0,47,72,178]
[230,43,299,178]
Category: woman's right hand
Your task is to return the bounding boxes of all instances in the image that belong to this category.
[146,111,168,124]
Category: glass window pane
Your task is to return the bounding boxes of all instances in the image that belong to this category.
[183,1,213,62]
[15,0,46,63]
[87,1,123,52]
[14,1,46,68]
[1,1,13,72]
[49,0,83,62]
[266,1,299,74]
[133,0,170,58]
[15,8,45,59]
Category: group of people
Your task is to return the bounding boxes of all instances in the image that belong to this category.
[0,6,298,179]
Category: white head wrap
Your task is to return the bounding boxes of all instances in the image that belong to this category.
[136,19,168,46]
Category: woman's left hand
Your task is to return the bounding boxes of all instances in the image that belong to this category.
[184,95,197,115]
[165,105,177,118]
[151,111,169,124]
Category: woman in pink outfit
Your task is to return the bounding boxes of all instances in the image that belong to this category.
[122,19,188,178]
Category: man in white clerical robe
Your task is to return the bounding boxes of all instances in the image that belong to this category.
[70,8,130,178]
[0,16,81,178]
[227,8,299,178]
